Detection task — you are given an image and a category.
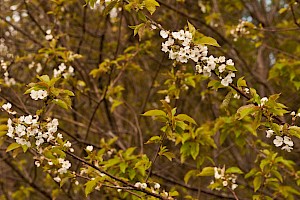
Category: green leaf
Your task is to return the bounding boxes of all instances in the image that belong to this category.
[289,126,300,139]
[142,109,166,117]
[197,167,214,176]
[0,124,8,131]
[24,85,48,94]
[194,36,220,47]
[85,179,97,196]
[207,79,222,90]
[6,143,21,152]
[169,191,179,197]
[226,167,243,174]
[162,152,175,161]
[226,65,237,72]
[52,99,69,110]
[279,7,287,14]
[184,170,198,184]
[271,170,283,183]
[237,77,247,87]
[137,11,147,22]
[235,104,259,120]
[128,168,136,180]
[145,135,161,144]
[175,114,197,125]
[60,177,70,187]
[120,162,128,173]
[49,77,60,87]
[0,131,7,137]
[144,0,160,15]
[110,100,123,112]
[245,168,258,179]
[190,142,199,160]
[21,145,29,153]
[37,75,50,84]
[187,21,196,35]
[61,89,75,96]
[253,176,262,192]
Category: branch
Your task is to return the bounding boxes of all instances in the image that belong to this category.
[64,150,169,200]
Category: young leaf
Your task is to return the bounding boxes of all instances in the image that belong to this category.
[235,104,259,120]
[187,21,196,35]
[52,99,69,110]
[253,176,262,192]
[145,135,161,144]
[190,142,199,160]
[197,167,214,176]
[37,75,50,84]
[144,0,160,15]
[142,109,166,117]
[194,36,220,47]
[175,114,197,125]
[184,170,198,184]
[85,179,97,196]
[226,167,243,174]
[237,77,247,87]
[6,143,21,152]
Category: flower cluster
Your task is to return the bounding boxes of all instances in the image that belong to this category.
[160,29,236,87]
[0,38,13,59]
[160,29,207,63]
[28,61,43,73]
[6,115,61,148]
[57,158,72,174]
[30,89,48,100]
[265,129,294,152]
[2,102,16,115]
[259,97,268,107]
[0,38,8,57]
[230,20,250,41]
[134,182,147,189]
[1,60,16,86]
[290,111,300,118]
[45,29,53,41]
[53,63,74,78]
[196,56,236,86]
[210,166,238,191]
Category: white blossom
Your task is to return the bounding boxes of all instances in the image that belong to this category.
[260,97,268,106]
[231,183,238,190]
[64,141,72,148]
[54,176,61,182]
[134,182,147,189]
[134,182,142,188]
[86,145,93,152]
[141,183,147,189]
[273,136,283,147]
[35,161,40,167]
[226,59,234,66]
[30,90,48,100]
[281,145,293,152]
[283,136,293,147]
[266,129,274,138]
[45,34,53,41]
[160,30,169,39]
[154,183,160,189]
[2,102,12,111]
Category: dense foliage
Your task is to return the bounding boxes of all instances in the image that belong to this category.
[1,0,300,199]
